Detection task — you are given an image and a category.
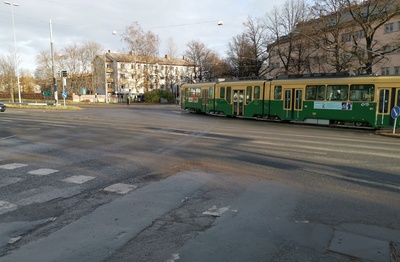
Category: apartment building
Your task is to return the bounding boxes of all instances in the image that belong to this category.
[92,51,196,101]
[267,2,400,78]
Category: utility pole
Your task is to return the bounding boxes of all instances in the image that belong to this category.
[49,19,58,105]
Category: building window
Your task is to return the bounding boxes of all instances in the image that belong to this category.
[385,23,394,33]
[120,63,125,69]
[381,67,390,75]
[120,73,125,78]
[395,67,400,75]
[341,33,351,42]
[354,30,364,39]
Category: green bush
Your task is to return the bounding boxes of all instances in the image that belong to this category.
[143,90,174,103]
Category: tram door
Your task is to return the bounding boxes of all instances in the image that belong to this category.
[233,90,245,116]
[379,88,400,126]
[283,88,303,120]
[202,88,208,112]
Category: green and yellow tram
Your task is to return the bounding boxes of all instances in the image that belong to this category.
[180,75,400,129]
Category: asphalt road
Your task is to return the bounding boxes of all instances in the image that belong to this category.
[0,104,399,261]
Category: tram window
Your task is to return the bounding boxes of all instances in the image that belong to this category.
[305,85,325,100]
[284,90,291,109]
[246,86,252,104]
[189,88,195,97]
[209,87,213,96]
[254,86,261,99]
[195,88,201,97]
[185,88,190,97]
[220,87,225,99]
[189,87,201,97]
[398,90,400,106]
[274,86,282,100]
[379,89,389,113]
[349,84,375,101]
[327,85,348,101]
[226,86,232,103]
[295,90,303,109]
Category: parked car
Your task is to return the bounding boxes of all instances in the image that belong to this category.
[0,102,6,112]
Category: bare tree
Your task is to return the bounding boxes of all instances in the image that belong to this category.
[0,52,16,101]
[202,51,231,81]
[228,33,255,77]
[264,0,311,75]
[35,41,104,95]
[122,22,160,91]
[19,69,36,94]
[227,16,268,78]
[35,49,55,93]
[80,41,104,73]
[122,22,160,58]
[165,37,179,58]
[183,40,212,82]
[342,0,400,74]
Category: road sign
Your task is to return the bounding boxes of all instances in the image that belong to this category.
[62,92,67,99]
[43,90,52,96]
[391,106,400,119]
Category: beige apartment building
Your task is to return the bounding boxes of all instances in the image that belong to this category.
[92,51,196,102]
[267,3,400,78]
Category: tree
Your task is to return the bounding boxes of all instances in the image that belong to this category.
[303,0,357,73]
[122,22,160,91]
[341,0,400,74]
[19,69,36,94]
[228,33,255,77]
[227,16,269,78]
[0,52,16,101]
[122,22,160,58]
[35,49,53,93]
[264,0,311,75]
[35,41,104,95]
[165,37,179,58]
[183,40,211,82]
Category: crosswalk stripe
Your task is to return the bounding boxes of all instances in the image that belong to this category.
[62,175,95,184]
[28,169,59,176]
[0,163,27,170]
[0,200,17,215]
[104,183,137,194]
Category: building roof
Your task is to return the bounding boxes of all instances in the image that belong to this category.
[105,51,196,67]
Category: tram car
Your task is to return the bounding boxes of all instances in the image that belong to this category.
[180,75,400,129]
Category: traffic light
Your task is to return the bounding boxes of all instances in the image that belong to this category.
[62,70,68,78]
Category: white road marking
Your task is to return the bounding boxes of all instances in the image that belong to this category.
[104,183,137,194]
[166,253,180,262]
[0,163,27,170]
[1,135,16,140]
[202,205,230,217]
[8,236,21,244]
[28,169,59,176]
[62,175,95,184]
[0,200,17,215]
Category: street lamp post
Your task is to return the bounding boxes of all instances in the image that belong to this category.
[4,1,21,103]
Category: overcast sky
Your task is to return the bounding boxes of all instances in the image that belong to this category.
[1,0,301,73]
